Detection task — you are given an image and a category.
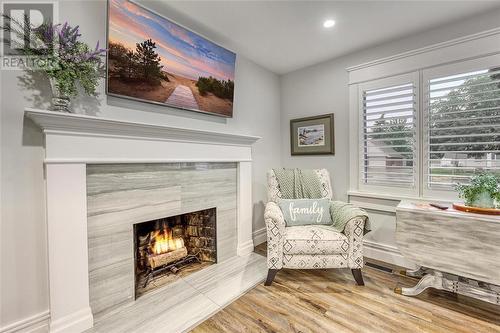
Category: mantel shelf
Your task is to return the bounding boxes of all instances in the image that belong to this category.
[25,108,261,146]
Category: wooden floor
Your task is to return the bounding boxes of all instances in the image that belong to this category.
[192,243,500,333]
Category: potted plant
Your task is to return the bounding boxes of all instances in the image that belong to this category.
[1,15,106,112]
[455,173,500,209]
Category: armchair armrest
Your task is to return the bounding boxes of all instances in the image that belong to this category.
[330,201,369,269]
[329,201,369,235]
[344,217,367,269]
[264,201,286,269]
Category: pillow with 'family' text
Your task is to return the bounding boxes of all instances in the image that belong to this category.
[279,198,332,226]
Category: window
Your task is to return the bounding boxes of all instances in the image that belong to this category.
[359,73,418,194]
[354,55,500,199]
[424,65,500,193]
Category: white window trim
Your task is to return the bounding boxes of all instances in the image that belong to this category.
[348,28,500,201]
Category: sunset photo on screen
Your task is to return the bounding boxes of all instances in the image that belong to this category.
[107,0,236,117]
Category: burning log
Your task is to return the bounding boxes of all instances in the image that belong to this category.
[147,247,188,270]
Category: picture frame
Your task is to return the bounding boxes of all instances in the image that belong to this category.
[290,114,335,155]
[106,0,236,118]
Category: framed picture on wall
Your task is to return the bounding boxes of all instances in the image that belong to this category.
[290,114,335,155]
[106,0,236,117]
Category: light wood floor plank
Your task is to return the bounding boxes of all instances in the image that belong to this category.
[192,243,500,333]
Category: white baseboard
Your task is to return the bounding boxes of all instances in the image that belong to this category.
[0,310,49,333]
[363,240,417,269]
[49,307,93,333]
[252,227,267,246]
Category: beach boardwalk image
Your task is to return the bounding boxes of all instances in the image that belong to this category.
[107,0,236,117]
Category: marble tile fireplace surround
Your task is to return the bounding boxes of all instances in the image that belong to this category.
[26,108,261,333]
[88,164,233,315]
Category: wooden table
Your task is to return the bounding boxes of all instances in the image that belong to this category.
[395,201,500,305]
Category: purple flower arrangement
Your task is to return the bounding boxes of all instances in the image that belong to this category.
[2,14,106,102]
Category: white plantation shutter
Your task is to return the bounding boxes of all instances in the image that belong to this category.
[360,77,418,190]
[424,67,500,190]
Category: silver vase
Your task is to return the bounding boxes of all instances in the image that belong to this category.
[49,78,71,112]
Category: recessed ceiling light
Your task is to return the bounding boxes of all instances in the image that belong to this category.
[323,19,336,28]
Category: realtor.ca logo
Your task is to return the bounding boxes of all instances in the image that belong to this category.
[1,1,58,70]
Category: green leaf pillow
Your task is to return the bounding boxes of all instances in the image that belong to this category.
[279,198,332,226]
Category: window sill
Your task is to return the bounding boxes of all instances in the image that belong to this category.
[347,190,455,204]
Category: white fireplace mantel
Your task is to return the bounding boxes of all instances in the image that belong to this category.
[26,108,261,164]
[25,108,260,333]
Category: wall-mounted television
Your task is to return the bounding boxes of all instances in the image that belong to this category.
[107,0,236,117]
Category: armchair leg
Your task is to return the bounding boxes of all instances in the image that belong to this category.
[264,269,280,286]
[351,268,364,286]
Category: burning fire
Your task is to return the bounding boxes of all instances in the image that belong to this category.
[151,227,185,255]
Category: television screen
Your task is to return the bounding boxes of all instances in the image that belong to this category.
[107,0,236,117]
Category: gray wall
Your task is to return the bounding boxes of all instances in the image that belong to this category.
[0,0,280,328]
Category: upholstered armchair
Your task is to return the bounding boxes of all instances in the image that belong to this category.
[264,169,368,286]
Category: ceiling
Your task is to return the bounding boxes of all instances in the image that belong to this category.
[138,1,500,74]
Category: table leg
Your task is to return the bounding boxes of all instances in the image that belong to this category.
[395,271,500,305]
[395,271,443,296]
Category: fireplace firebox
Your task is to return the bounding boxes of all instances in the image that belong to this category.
[133,208,217,298]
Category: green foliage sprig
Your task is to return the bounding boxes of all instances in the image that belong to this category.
[108,40,164,86]
[455,173,500,208]
[196,76,234,100]
[1,14,106,97]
